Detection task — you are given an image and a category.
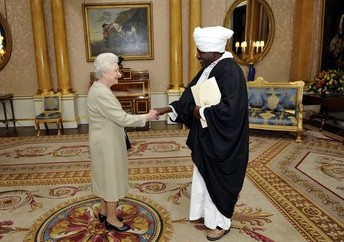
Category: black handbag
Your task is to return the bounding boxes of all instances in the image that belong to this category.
[125,131,131,150]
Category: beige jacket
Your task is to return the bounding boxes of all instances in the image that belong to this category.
[87,81,146,201]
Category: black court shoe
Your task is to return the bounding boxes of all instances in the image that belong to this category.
[99,213,123,223]
[99,213,107,223]
[105,220,130,232]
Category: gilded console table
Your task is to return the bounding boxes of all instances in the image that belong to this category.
[303,94,344,131]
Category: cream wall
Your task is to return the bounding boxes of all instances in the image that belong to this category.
[0,0,331,128]
[0,0,301,96]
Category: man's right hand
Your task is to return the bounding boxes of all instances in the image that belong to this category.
[154,107,172,115]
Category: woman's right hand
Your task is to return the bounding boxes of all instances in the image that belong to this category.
[145,109,159,121]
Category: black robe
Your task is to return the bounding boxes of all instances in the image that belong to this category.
[170,58,249,218]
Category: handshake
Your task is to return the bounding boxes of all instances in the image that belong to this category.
[144,106,172,121]
[144,105,201,121]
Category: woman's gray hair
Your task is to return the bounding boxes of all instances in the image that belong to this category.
[94,53,119,79]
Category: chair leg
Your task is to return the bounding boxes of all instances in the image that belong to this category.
[35,121,41,136]
[60,121,64,134]
[44,122,49,134]
[296,131,302,143]
[57,121,61,135]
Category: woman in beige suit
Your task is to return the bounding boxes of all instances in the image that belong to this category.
[87,53,158,232]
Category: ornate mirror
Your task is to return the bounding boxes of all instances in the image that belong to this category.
[0,11,12,71]
[224,0,275,65]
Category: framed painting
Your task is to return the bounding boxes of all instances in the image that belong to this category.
[82,2,153,61]
[319,0,344,71]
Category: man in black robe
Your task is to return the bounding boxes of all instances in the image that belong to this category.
[155,26,248,241]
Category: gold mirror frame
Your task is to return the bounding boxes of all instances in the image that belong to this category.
[223,0,275,65]
[0,12,12,71]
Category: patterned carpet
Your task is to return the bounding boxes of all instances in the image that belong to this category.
[0,127,343,242]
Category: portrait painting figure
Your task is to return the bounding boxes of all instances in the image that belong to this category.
[320,0,344,70]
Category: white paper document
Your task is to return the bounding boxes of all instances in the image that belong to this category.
[191,77,221,128]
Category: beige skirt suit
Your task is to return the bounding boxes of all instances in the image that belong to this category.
[87,81,146,202]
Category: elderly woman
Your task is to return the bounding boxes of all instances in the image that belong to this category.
[87,53,158,232]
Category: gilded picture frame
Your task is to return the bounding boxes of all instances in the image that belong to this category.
[0,12,12,71]
[319,0,344,71]
[82,2,154,61]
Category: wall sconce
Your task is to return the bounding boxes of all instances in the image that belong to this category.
[234,40,265,81]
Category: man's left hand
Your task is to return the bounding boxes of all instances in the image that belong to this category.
[193,106,201,119]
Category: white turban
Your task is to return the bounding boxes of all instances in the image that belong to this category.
[193,26,234,53]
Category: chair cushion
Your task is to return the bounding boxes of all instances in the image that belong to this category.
[261,92,286,112]
[249,109,297,126]
[36,112,61,119]
[248,88,265,109]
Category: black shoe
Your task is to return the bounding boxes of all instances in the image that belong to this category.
[99,213,107,223]
[99,213,123,223]
[105,220,130,232]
